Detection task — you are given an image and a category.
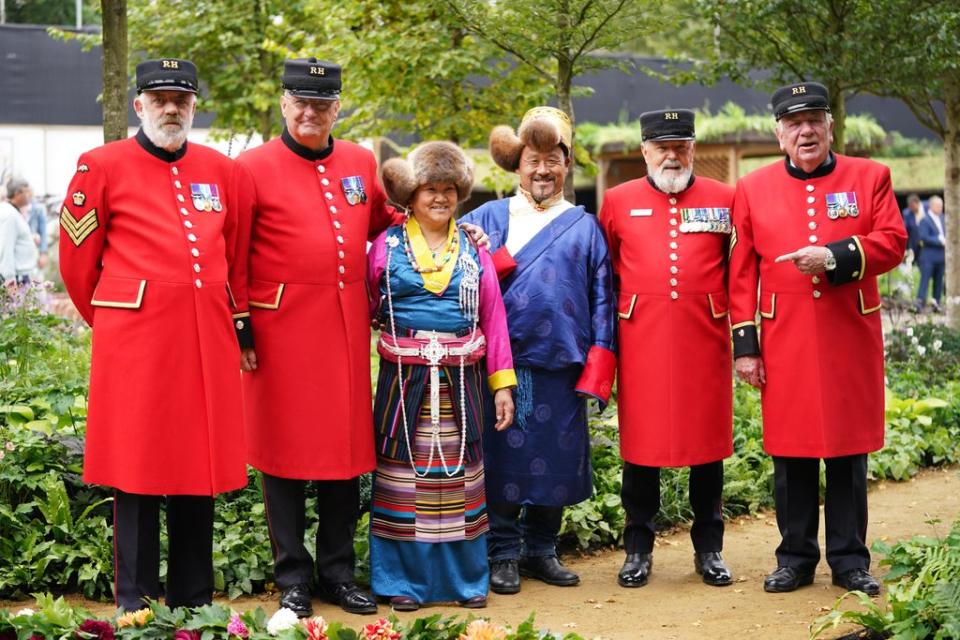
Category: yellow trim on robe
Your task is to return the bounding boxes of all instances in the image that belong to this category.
[618,294,638,320]
[91,279,146,309]
[731,320,756,330]
[407,216,457,294]
[707,293,729,319]
[232,311,251,320]
[249,283,285,309]
[488,369,518,392]
[859,289,882,314]
[852,235,866,281]
[759,293,777,319]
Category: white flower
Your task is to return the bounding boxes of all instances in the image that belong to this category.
[911,336,919,345]
[15,608,34,617]
[906,327,914,337]
[917,345,927,356]
[267,608,299,635]
[933,339,943,352]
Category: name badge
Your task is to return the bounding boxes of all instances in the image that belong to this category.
[630,209,653,217]
[678,207,731,233]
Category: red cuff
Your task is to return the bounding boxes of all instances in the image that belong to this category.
[575,346,616,403]
[491,246,517,280]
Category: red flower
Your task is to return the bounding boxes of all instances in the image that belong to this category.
[77,620,115,640]
[173,631,201,640]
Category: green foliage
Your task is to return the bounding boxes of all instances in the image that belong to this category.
[877,132,942,158]
[2,0,100,26]
[885,323,960,396]
[0,600,583,640]
[577,103,887,156]
[812,516,960,639]
[270,0,548,148]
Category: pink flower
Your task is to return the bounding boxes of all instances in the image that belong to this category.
[77,620,115,640]
[173,631,201,640]
[362,618,401,640]
[227,614,249,639]
[302,616,328,640]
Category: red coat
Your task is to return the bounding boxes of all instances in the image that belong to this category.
[600,176,734,467]
[729,155,906,458]
[233,132,401,480]
[59,132,247,496]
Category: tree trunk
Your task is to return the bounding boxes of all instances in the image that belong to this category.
[829,85,846,154]
[557,57,575,203]
[255,0,274,142]
[943,84,960,328]
[100,0,127,143]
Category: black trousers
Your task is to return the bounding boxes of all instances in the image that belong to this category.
[773,454,870,574]
[113,490,214,612]
[261,473,360,588]
[621,460,725,554]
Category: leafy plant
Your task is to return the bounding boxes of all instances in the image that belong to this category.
[812,516,960,639]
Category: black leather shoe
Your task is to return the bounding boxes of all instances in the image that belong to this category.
[519,555,580,586]
[763,566,815,593]
[694,552,733,586]
[832,568,880,596]
[319,582,377,615]
[489,559,521,594]
[279,583,313,618]
[618,552,652,588]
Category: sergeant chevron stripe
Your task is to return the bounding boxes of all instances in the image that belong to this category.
[60,205,99,246]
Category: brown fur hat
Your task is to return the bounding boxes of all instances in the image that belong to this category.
[380,140,474,208]
[489,106,573,172]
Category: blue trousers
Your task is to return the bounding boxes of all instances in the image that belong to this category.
[917,251,945,306]
[486,502,563,561]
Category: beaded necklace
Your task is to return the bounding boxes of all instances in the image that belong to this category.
[401,219,459,274]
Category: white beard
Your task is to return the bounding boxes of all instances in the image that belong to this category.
[650,164,693,194]
[141,111,192,151]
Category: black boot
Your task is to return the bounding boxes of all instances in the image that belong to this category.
[489,559,520,594]
[519,556,579,586]
[618,552,652,588]
[694,552,733,586]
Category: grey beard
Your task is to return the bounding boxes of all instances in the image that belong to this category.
[650,165,693,194]
[141,114,191,151]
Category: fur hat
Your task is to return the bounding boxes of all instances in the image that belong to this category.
[489,106,573,172]
[380,141,474,208]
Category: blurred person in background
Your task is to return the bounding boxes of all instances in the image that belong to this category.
[915,195,946,312]
[1,178,39,287]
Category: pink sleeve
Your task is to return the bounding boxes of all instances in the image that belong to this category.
[367,231,389,318]
[477,246,516,387]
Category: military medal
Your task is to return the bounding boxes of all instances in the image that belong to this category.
[191,183,208,211]
[209,184,223,212]
[341,176,367,206]
[826,192,858,220]
[679,207,731,233]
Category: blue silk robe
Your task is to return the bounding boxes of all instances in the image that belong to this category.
[461,199,615,506]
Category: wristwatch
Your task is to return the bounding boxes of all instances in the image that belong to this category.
[823,247,837,271]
